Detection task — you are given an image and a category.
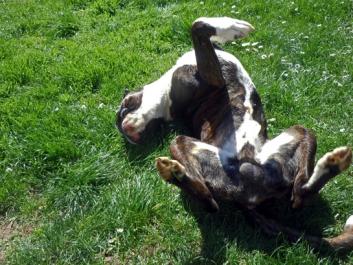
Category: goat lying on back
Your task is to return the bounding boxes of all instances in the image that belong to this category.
[116,17,353,251]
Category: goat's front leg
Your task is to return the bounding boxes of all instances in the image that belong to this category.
[300,147,352,195]
[257,125,352,208]
[116,69,175,144]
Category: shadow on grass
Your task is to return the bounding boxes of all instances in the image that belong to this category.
[180,192,349,265]
[119,124,350,263]
[123,121,192,163]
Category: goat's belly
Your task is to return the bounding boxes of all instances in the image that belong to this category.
[205,162,291,208]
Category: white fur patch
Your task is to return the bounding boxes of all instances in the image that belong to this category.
[126,51,197,133]
[303,146,351,190]
[248,195,259,204]
[256,132,295,164]
[192,141,233,166]
[236,116,262,154]
[176,50,197,66]
[344,215,353,231]
[195,17,254,43]
[140,68,174,121]
[123,69,174,133]
[192,141,219,154]
[302,153,330,189]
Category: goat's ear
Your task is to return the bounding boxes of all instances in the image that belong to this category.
[123,88,129,97]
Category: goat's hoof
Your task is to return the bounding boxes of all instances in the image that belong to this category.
[323,146,352,172]
[155,157,186,182]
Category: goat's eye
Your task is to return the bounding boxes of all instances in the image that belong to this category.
[126,97,133,107]
[120,108,129,118]
[125,96,139,111]
[127,97,134,107]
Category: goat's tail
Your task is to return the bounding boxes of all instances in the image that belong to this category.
[249,210,353,252]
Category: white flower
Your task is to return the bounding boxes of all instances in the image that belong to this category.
[339,128,345,133]
[333,80,343,87]
[98,103,105,109]
[6,167,13,173]
[116,228,124,233]
[342,75,350,81]
[241,42,251,47]
[81,104,87,110]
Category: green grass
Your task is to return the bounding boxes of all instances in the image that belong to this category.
[0,0,352,264]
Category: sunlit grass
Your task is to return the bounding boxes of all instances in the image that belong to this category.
[0,0,352,264]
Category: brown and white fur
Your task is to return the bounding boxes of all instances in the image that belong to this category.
[116,17,353,251]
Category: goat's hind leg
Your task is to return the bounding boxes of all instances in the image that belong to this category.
[155,136,220,212]
[191,17,254,88]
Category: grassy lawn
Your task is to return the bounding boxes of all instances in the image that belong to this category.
[0,0,352,264]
